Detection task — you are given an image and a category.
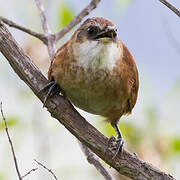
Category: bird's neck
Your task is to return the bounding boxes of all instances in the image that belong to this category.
[72,40,122,71]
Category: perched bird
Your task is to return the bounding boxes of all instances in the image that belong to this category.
[45,17,139,156]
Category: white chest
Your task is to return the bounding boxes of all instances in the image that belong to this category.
[73,40,121,71]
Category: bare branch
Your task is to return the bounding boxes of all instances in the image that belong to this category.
[159,0,180,18]
[0,0,101,58]
[0,102,22,180]
[34,0,51,34]
[0,16,47,44]
[34,159,58,180]
[79,142,114,180]
[22,168,38,179]
[0,22,175,180]
[34,0,55,58]
[55,0,101,41]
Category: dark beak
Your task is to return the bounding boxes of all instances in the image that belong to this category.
[94,26,117,40]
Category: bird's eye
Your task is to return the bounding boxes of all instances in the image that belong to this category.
[87,26,99,36]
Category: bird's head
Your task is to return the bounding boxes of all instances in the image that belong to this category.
[70,17,121,71]
[74,17,117,44]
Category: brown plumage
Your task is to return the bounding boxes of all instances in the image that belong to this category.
[46,17,139,155]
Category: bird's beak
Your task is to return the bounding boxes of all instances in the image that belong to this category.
[94,26,117,42]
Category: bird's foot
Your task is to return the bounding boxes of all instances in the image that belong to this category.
[108,135,124,159]
[40,81,63,107]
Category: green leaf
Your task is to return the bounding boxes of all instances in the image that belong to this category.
[57,3,74,29]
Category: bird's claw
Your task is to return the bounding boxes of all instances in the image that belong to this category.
[40,81,62,107]
[108,136,124,159]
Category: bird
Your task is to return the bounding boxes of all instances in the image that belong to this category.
[44,17,139,157]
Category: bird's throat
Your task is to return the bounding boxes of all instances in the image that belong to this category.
[72,40,121,71]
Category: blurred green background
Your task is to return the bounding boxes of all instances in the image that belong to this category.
[0,0,180,179]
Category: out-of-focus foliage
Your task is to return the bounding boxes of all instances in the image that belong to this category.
[0,173,5,180]
[171,137,180,154]
[57,2,74,29]
[116,0,132,6]
[98,119,142,148]
[114,0,133,13]
[0,117,18,131]
[171,80,180,95]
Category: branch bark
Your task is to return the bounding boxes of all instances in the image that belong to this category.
[0,16,47,44]
[79,142,114,180]
[34,0,55,58]
[159,0,180,18]
[0,22,175,180]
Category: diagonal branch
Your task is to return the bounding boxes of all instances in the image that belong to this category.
[159,0,180,18]
[0,22,175,180]
[34,0,55,58]
[0,0,101,58]
[79,142,114,180]
[55,0,101,41]
[0,16,47,44]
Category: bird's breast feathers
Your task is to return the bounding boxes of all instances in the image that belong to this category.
[72,40,122,71]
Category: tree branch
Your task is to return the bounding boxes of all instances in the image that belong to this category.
[0,0,101,58]
[55,0,101,41]
[34,0,55,57]
[0,22,175,180]
[0,16,47,44]
[0,102,22,180]
[79,142,114,180]
[34,0,51,34]
[159,0,180,18]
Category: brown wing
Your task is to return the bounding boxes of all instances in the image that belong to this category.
[47,40,70,82]
[121,42,139,114]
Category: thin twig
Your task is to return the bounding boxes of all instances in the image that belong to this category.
[22,168,38,179]
[0,17,47,44]
[55,0,101,41]
[0,102,22,180]
[79,142,114,180]
[159,0,180,18]
[34,0,55,58]
[34,159,58,180]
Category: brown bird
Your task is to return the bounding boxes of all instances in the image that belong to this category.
[45,17,139,156]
